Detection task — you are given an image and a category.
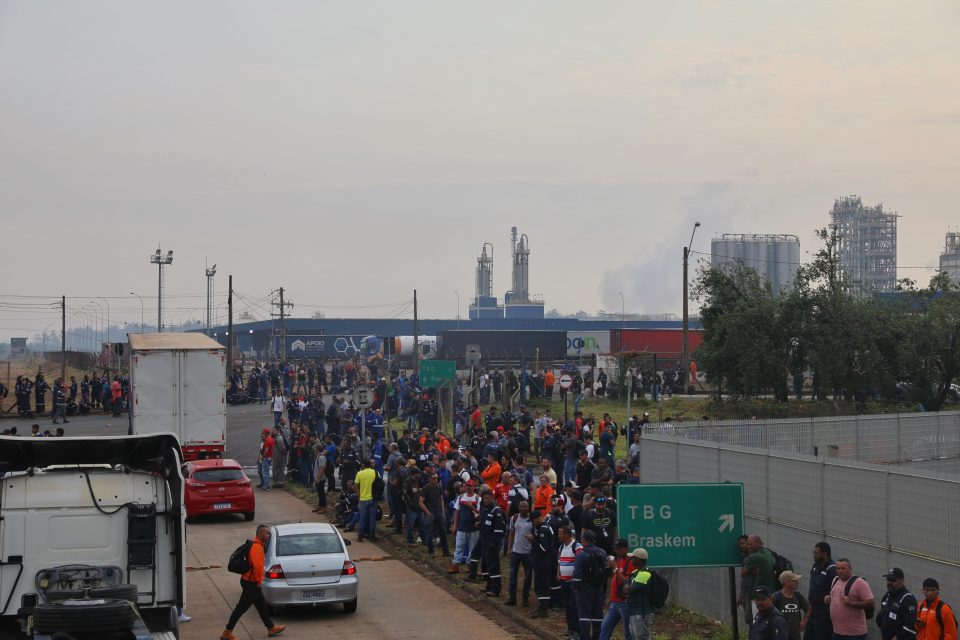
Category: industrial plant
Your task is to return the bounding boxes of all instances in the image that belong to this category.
[469,226,545,320]
[940,230,960,285]
[830,195,899,296]
[710,233,800,296]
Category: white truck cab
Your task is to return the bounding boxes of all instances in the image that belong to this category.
[0,434,185,639]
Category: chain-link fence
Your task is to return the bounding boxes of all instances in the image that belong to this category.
[638,434,960,639]
[643,411,960,476]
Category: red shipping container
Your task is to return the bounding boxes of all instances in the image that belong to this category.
[610,329,703,354]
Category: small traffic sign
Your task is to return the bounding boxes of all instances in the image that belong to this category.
[559,373,573,390]
[616,483,744,568]
[354,385,374,408]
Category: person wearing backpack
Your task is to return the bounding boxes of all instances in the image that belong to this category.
[572,529,609,640]
[878,568,918,640]
[824,558,874,640]
[623,548,655,640]
[773,571,810,640]
[741,535,778,624]
[220,525,285,640]
[916,578,957,640]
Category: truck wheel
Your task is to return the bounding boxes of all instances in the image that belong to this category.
[46,584,138,603]
[33,598,135,633]
[244,511,255,521]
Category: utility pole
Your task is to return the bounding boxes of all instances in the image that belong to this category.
[60,296,66,381]
[412,290,419,372]
[271,288,294,361]
[682,222,700,396]
[227,275,233,379]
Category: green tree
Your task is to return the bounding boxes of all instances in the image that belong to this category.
[693,262,790,400]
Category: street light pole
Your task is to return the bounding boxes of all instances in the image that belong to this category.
[454,290,460,330]
[682,221,701,396]
[150,249,174,332]
[618,291,625,329]
[130,293,144,332]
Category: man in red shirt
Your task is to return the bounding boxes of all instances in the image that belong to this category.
[220,525,285,639]
[258,428,275,490]
[471,404,483,430]
[111,377,122,417]
[598,538,635,640]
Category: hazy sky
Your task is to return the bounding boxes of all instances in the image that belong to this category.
[1,1,958,340]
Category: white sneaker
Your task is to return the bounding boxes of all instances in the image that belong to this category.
[416,537,422,544]
[178,614,191,623]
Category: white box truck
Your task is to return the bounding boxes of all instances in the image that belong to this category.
[128,333,226,461]
[0,433,185,639]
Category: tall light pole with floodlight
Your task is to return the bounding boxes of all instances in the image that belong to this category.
[150,249,173,332]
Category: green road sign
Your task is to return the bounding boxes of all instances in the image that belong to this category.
[420,360,456,388]
[616,483,744,568]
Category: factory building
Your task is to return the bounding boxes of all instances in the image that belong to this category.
[940,230,960,285]
[830,195,898,296]
[710,233,800,296]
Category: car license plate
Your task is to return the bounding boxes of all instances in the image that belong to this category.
[213,503,232,510]
[302,590,325,599]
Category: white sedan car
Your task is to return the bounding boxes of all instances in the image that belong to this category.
[261,523,358,613]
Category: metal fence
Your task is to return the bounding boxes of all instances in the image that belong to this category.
[643,411,960,476]
[638,434,960,639]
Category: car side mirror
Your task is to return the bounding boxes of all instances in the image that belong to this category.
[343,539,352,546]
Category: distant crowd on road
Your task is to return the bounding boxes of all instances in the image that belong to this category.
[4,371,127,422]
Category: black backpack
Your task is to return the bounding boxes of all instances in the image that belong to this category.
[228,540,254,574]
[647,570,670,610]
[769,548,794,580]
[582,550,611,586]
[832,575,875,620]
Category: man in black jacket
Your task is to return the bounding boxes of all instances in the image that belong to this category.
[805,541,837,640]
[750,587,789,640]
[878,568,917,640]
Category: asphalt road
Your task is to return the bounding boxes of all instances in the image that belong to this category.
[1,404,278,467]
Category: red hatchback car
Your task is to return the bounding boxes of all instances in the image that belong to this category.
[183,458,255,521]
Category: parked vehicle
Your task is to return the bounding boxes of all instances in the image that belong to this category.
[0,433,185,639]
[183,458,254,522]
[128,333,226,461]
[261,523,357,614]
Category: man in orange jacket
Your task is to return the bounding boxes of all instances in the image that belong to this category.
[221,525,286,640]
[917,578,957,640]
[481,453,501,490]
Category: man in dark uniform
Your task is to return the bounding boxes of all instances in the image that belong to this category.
[530,509,556,618]
[34,374,49,416]
[805,541,837,640]
[51,380,69,425]
[878,567,918,640]
[468,490,507,596]
[580,494,617,555]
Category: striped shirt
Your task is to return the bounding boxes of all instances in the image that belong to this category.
[558,541,583,581]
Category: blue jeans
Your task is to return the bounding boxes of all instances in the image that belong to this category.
[599,600,634,640]
[406,509,426,544]
[260,458,272,489]
[357,500,377,539]
[454,531,478,564]
[563,459,577,486]
[273,411,282,427]
[508,552,533,601]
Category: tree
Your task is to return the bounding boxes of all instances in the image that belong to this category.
[693,262,790,400]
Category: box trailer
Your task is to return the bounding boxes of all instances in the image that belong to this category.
[128,333,226,461]
[0,434,185,639]
[437,330,567,367]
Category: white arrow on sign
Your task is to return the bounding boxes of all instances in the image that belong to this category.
[718,514,735,533]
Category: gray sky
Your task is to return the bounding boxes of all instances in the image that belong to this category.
[1,1,958,340]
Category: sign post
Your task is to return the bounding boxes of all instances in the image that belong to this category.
[354,384,373,443]
[559,373,573,423]
[617,483,744,638]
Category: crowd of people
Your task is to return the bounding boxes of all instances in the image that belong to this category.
[738,536,956,640]
[7,371,127,421]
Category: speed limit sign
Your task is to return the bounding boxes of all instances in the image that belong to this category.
[559,374,573,390]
